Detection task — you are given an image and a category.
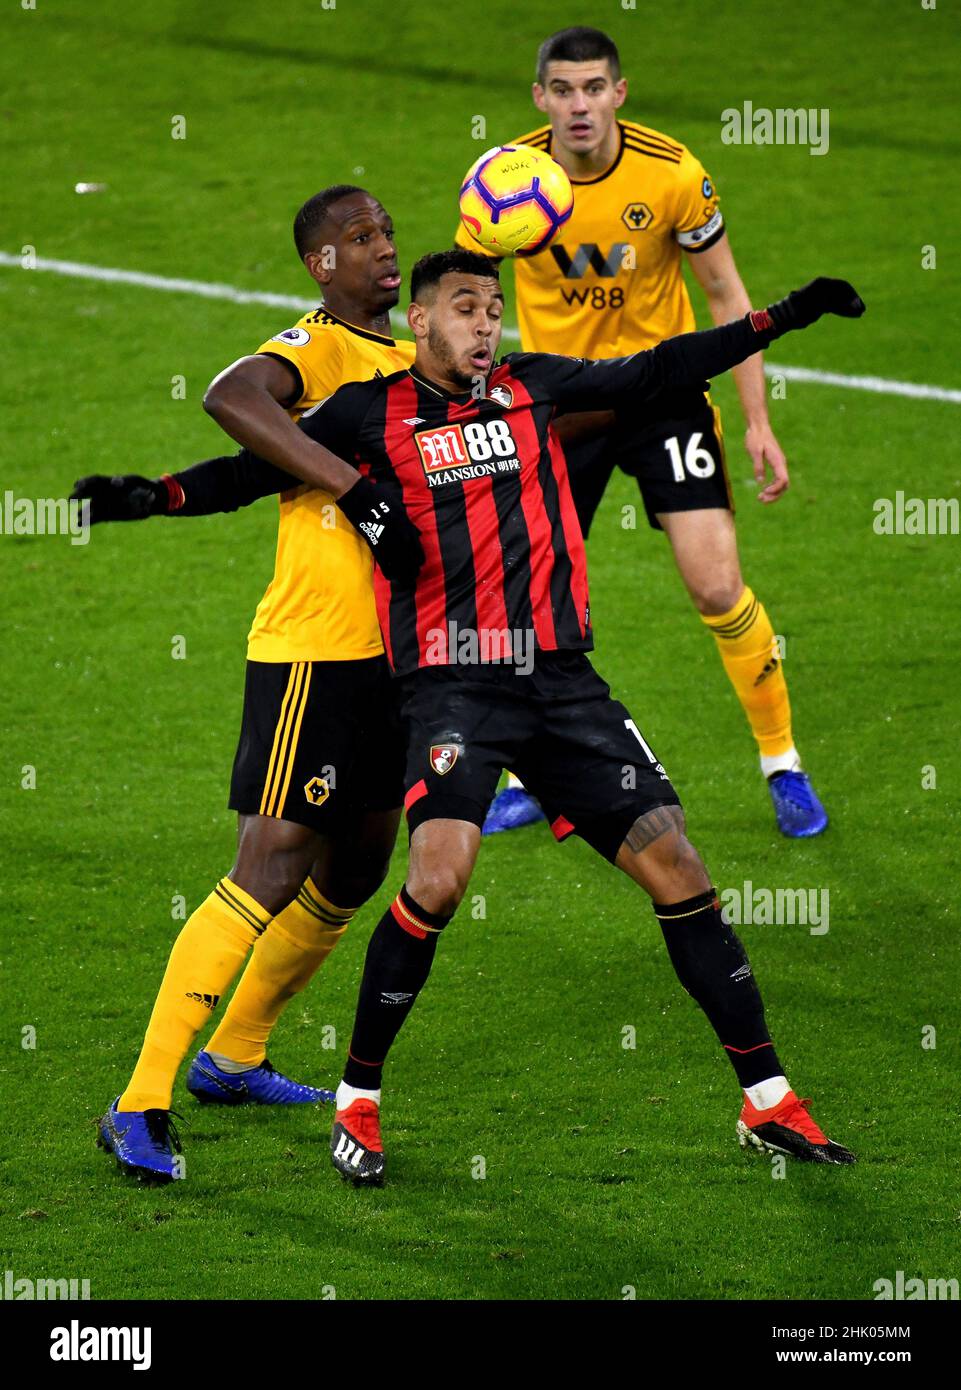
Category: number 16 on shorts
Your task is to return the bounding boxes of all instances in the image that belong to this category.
[663,432,716,481]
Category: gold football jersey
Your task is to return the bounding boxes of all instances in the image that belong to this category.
[246,308,415,663]
[456,119,723,358]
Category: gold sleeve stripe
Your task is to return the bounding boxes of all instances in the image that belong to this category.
[259,662,309,817]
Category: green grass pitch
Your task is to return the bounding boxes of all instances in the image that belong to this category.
[1,0,958,1301]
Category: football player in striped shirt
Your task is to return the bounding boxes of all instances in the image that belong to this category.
[182,249,863,1180]
[457,27,829,841]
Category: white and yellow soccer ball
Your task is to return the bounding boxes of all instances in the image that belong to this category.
[458,144,574,257]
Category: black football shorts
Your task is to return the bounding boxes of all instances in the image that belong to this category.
[398,651,681,863]
[563,389,733,537]
[229,656,405,833]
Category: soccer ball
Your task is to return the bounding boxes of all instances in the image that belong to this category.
[459,144,574,257]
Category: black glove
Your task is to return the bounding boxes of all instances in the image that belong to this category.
[337,476,424,583]
[766,278,865,335]
[70,473,175,523]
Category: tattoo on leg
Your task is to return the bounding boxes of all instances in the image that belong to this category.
[624,805,683,855]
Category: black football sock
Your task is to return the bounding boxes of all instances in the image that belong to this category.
[342,887,451,1091]
[653,888,783,1089]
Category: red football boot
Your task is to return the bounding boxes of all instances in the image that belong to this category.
[737,1089,856,1164]
[331,1098,385,1185]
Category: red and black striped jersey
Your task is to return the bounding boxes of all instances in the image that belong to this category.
[295,315,772,674]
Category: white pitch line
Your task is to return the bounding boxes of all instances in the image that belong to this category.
[761,363,961,404]
[3,250,960,406]
[0,251,314,314]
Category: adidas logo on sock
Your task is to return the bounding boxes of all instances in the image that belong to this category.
[380,991,413,1005]
[730,964,753,982]
[185,992,220,1011]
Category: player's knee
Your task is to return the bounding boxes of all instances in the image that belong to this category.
[691,574,745,617]
[673,836,710,890]
[231,850,307,916]
[405,864,468,918]
[618,805,710,897]
[649,832,710,898]
[317,849,392,910]
[232,816,319,914]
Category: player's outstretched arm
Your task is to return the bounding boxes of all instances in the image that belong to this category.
[70,452,297,524]
[647,278,865,394]
[535,279,864,411]
[69,450,423,583]
[71,353,353,524]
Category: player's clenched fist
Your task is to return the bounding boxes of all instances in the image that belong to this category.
[336,476,424,584]
[764,278,866,334]
[70,473,181,523]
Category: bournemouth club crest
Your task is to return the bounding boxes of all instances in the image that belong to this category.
[429,744,459,776]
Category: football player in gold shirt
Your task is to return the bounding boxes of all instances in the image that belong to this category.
[77,188,416,1181]
[462,27,828,842]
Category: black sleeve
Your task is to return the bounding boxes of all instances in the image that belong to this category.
[508,315,775,413]
[171,451,298,516]
[296,380,367,459]
[167,382,369,517]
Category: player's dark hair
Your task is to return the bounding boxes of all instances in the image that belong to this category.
[293,185,366,259]
[536,26,621,85]
[410,248,500,304]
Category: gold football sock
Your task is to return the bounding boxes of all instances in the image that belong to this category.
[117,879,272,1112]
[701,586,794,758]
[205,879,355,1068]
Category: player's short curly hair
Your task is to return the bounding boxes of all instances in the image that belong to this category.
[410,248,500,304]
[536,26,621,85]
[293,185,366,259]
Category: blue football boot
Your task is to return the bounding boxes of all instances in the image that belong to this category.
[97,1099,184,1183]
[768,770,829,838]
[482,786,547,835]
[186,1050,334,1106]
